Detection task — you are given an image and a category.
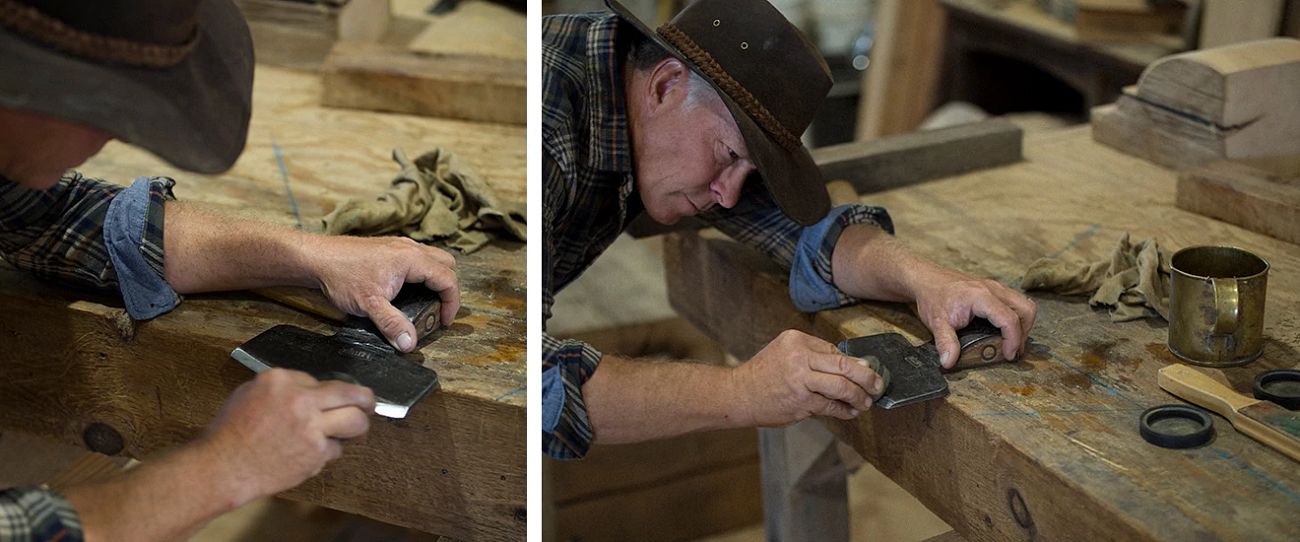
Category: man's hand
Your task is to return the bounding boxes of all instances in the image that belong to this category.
[913,270,1037,369]
[200,368,376,506]
[733,330,885,427]
[305,235,460,352]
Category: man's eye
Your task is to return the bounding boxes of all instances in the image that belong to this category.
[728,149,739,162]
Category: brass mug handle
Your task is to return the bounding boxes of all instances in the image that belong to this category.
[1212,278,1239,335]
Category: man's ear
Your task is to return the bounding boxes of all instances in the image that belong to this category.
[645,58,689,110]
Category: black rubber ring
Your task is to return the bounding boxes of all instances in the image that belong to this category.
[1139,404,1214,449]
[1253,369,1300,410]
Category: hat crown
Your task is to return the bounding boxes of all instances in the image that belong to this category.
[665,0,832,142]
[6,0,200,46]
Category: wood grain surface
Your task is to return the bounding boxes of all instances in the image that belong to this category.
[0,65,524,540]
[665,127,1300,541]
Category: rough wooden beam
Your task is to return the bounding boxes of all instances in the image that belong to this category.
[322,41,525,125]
[625,119,1023,238]
[813,118,1023,195]
[856,0,948,140]
[0,267,525,540]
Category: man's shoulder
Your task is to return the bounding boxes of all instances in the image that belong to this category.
[542,12,619,181]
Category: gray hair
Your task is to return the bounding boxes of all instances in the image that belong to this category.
[627,36,723,112]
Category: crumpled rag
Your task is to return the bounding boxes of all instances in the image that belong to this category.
[1021,233,1170,322]
[322,148,526,253]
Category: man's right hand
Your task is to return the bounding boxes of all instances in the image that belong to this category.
[733,329,884,427]
[200,368,376,506]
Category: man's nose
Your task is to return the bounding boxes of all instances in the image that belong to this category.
[711,165,749,209]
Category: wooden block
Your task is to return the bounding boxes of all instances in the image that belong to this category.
[1075,0,1185,44]
[235,0,390,70]
[321,41,525,125]
[624,119,1023,238]
[1092,38,1300,168]
[1177,158,1300,245]
[1200,0,1285,48]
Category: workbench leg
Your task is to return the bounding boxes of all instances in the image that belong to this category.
[759,419,850,542]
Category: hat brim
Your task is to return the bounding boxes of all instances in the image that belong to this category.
[0,0,253,174]
[605,0,829,226]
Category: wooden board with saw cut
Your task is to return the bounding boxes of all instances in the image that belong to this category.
[1092,38,1300,170]
[665,127,1300,541]
[0,65,525,541]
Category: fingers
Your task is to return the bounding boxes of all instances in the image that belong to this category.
[318,406,372,440]
[805,372,872,411]
[312,380,376,412]
[989,285,1037,356]
[408,262,460,329]
[806,353,884,400]
[816,398,861,420]
[971,295,1024,360]
[361,295,421,352]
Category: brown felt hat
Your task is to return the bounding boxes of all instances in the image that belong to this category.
[607,0,833,226]
[0,0,254,174]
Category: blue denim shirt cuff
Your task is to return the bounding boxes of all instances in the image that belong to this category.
[789,203,894,312]
[104,177,179,320]
[542,366,565,433]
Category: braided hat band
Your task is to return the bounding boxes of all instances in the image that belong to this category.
[656,22,803,154]
[0,0,197,68]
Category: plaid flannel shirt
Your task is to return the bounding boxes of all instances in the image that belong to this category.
[542,12,893,460]
[1,171,179,320]
[0,487,82,542]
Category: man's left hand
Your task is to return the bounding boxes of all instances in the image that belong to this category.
[305,235,460,352]
[913,270,1036,369]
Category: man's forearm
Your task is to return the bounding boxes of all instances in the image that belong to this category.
[161,202,316,294]
[830,223,963,302]
[65,442,247,542]
[581,355,749,444]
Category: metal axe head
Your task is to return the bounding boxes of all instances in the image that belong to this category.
[231,285,444,419]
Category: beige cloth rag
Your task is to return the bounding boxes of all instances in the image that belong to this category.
[322,148,526,253]
[1021,233,1171,322]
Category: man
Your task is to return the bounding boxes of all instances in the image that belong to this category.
[542,0,1038,459]
[0,1,458,540]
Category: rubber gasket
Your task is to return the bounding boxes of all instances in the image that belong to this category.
[1253,369,1300,410]
[1139,404,1214,449]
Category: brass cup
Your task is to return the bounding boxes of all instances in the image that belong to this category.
[1168,246,1268,367]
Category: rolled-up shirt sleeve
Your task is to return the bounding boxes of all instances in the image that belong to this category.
[541,333,601,460]
[0,172,180,320]
[0,486,84,542]
[700,184,893,313]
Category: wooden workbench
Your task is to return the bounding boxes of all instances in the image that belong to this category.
[664,126,1300,541]
[0,66,525,541]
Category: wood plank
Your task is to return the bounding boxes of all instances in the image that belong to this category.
[664,127,1300,541]
[553,459,762,541]
[1177,158,1300,246]
[1199,0,1285,48]
[815,119,1023,195]
[235,0,390,70]
[0,65,525,540]
[549,428,759,505]
[322,41,525,125]
[855,0,947,140]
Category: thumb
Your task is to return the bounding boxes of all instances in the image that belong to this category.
[930,319,960,369]
[362,296,420,352]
